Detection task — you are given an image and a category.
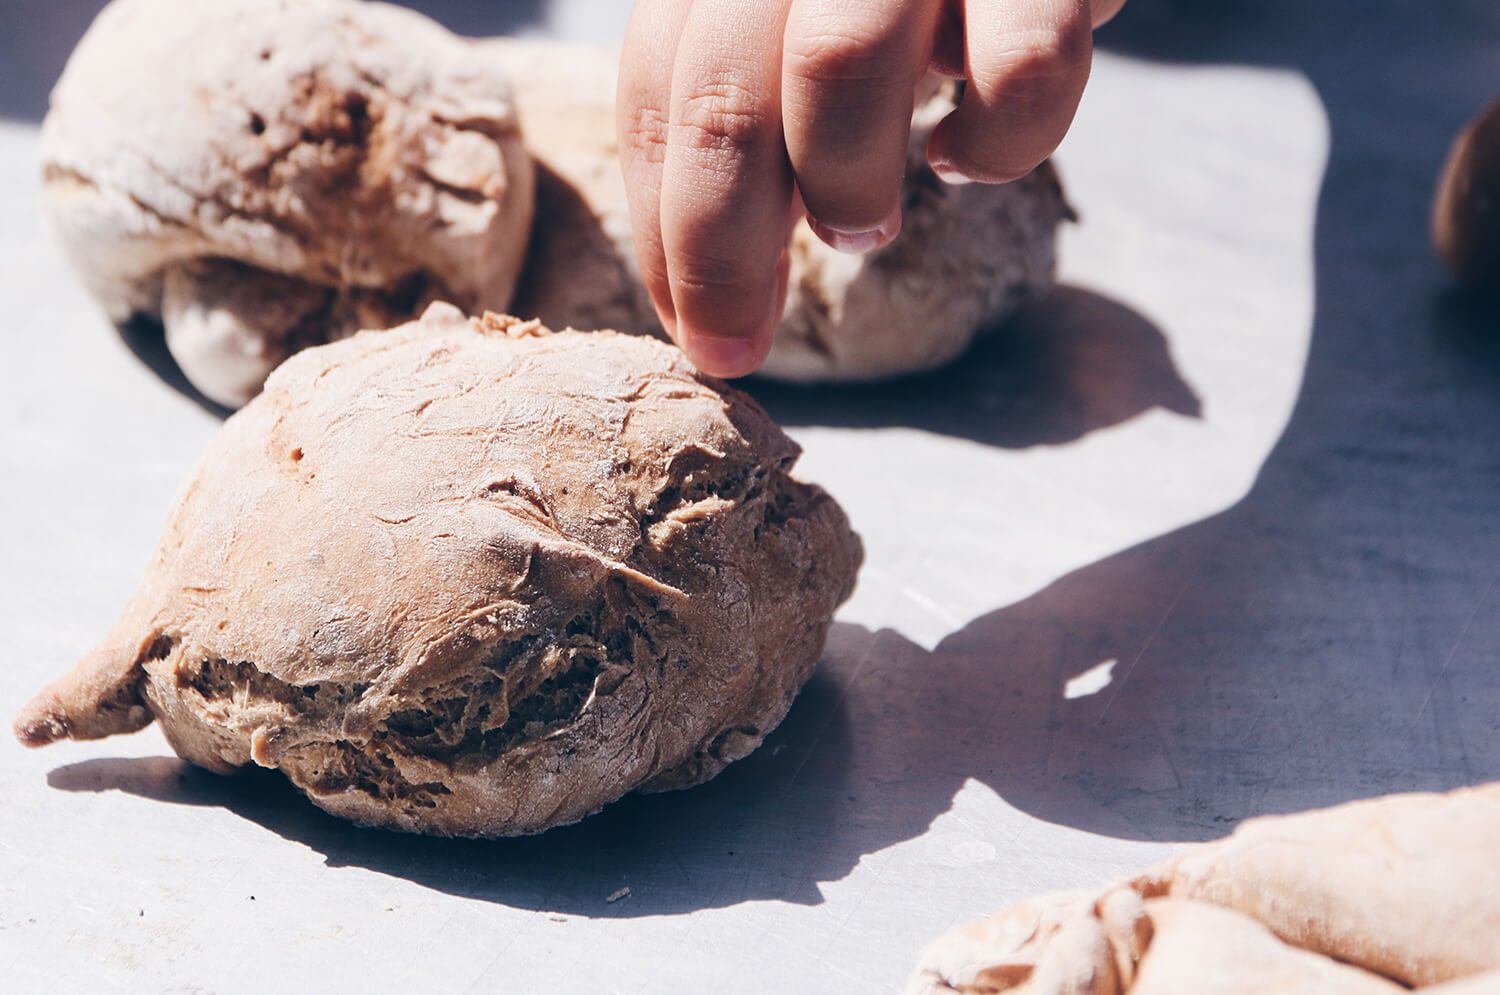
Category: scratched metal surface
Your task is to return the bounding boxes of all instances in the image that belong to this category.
[3,2,1498,992]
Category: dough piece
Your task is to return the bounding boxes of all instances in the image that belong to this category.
[1157,784,1500,986]
[499,38,1072,383]
[909,890,1138,995]
[908,783,1500,993]
[41,0,534,408]
[1423,972,1500,995]
[1130,900,1404,995]
[1433,97,1500,288]
[911,891,1401,995]
[13,304,862,837]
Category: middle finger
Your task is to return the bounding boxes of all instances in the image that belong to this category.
[782,0,937,252]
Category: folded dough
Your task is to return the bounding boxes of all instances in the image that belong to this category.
[909,783,1500,993]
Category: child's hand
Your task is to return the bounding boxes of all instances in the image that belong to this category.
[617,0,1125,378]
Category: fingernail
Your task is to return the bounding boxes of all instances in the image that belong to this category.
[808,207,903,255]
[930,160,974,186]
[681,332,760,379]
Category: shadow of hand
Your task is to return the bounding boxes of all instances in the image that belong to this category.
[751,287,1200,448]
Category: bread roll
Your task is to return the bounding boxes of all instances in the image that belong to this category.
[15,304,862,837]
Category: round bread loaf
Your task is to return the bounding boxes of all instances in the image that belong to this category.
[1433,98,1500,288]
[41,0,535,408]
[14,304,862,837]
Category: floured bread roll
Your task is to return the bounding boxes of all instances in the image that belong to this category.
[1433,97,1500,288]
[14,304,862,837]
[499,38,1072,384]
[908,783,1500,994]
[41,0,534,408]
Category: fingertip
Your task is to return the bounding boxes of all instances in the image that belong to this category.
[929,160,975,186]
[926,113,1033,185]
[676,255,787,378]
[654,302,679,341]
[937,0,1091,185]
[807,204,903,255]
[1092,0,1128,27]
[679,331,766,379]
[666,271,781,377]
[925,119,974,185]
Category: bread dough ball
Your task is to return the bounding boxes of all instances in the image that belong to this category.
[42,0,535,408]
[500,38,1071,383]
[14,304,862,837]
[1433,98,1500,288]
[908,784,1500,994]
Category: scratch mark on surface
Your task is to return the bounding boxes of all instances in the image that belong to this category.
[1154,714,1185,792]
[898,584,966,631]
[782,630,882,792]
[1413,564,1497,723]
[1094,575,1191,727]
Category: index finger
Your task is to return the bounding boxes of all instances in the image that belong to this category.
[659,0,795,378]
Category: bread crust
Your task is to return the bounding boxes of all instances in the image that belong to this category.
[15,304,863,837]
[41,0,535,407]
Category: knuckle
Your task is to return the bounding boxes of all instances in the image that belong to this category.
[673,77,770,155]
[620,103,670,165]
[784,23,903,86]
[971,24,1089,95]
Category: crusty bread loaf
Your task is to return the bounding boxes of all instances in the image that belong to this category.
[15,304,862,837]
[42,0,534,408]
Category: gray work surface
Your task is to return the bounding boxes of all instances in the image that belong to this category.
[3,2,1498,992]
